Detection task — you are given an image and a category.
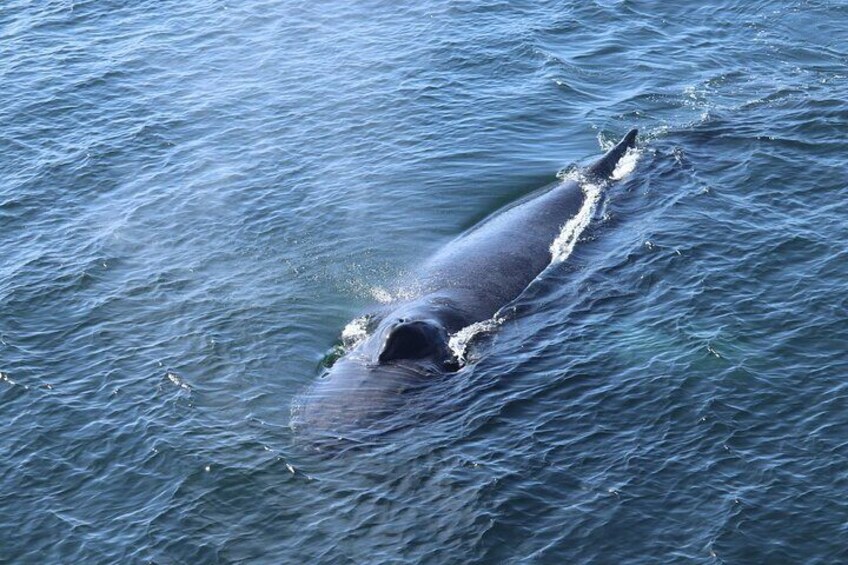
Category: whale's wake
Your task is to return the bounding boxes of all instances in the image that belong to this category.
[341,315,370,349]
[550,179,602,263]
[449,143,642,359]
[448,316,504,364]
[337,140,642,366]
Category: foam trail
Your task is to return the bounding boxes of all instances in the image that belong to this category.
[612,146,640,180]
[448,144,641,361]
[550,180,602,263]
[363,181,603,363]
[448,316,503,364]
[341,316,370,349]
[551,145,641,263]
[361,144,641,364]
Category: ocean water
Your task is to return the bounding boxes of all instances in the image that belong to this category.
[2,0,847,562]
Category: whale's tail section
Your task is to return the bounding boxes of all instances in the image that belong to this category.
[586,128,638,180]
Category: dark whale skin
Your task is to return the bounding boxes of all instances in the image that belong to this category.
[291,130,638,435]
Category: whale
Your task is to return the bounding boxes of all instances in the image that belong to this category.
[291,129,638,436]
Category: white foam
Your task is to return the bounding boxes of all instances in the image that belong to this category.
[611,146,640,180]
[550,144,641,263]
[341,316,370,348]
[166,371,190,391]
[550,180,601,263]
[448,316,503,364]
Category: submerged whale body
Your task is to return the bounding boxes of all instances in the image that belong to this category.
[292,129,638,435]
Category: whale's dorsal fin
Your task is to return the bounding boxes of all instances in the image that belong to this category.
[586,128,638,180]
[378,320,444,363]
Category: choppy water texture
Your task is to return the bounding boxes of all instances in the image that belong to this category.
[2,0,847,562]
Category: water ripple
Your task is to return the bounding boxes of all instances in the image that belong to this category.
[2,0,848,562]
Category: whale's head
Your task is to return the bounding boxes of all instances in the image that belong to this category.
[290,316,459,438]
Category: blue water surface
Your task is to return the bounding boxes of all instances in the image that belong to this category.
[2,0,847,562]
